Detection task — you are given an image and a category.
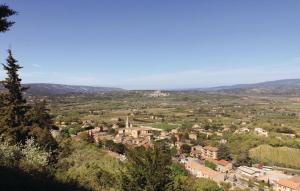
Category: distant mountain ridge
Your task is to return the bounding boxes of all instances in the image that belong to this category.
[1,79,300,96]
[199,79,300,96]
[0,83,124,95]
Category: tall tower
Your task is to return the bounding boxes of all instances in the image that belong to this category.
[126,116,129,128]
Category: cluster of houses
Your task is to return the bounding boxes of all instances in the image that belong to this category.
[53,117,300,191]
[114,126,155,148]
[179,144,300,191]
[185,158,226,183]
[236,165,300,191]
[179,145,233,183]
[70,117,162,148]
[235,127,269,137]
[148,90,169,98]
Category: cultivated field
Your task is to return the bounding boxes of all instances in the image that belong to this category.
[250,144,300,169]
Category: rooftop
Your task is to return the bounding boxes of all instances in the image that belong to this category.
[187,160,221,178]
[277,178,300,190]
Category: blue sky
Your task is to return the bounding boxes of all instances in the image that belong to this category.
[0,0,300,89]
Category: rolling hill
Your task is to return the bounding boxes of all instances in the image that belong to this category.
[1,79,300,96]
[196,79,300,96]
[0,83,124,96]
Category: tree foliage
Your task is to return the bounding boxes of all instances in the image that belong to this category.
[0,49,29,129]
[55,140,120,191]
[234,151,252,167]
[120,142,172,191]
[0,137,51,172]
[103,139,126,154]
[27,99,55,130]
[193,178,223,191]
[180,144,191,154]
[217,144,232,161]
[0,4,16,33]
[0,50,57,149]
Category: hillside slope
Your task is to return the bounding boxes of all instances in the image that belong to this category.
[201,79,300,96]
[0,83,124,95]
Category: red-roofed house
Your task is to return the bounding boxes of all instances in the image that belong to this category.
[213,159,233,173]
[275,176,300,191]
[185,159,224,183]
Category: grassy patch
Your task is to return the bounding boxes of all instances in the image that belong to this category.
[152,123,179,130]
[250,144,300,169]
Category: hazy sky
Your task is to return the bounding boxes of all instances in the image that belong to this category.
[0,0,300,89]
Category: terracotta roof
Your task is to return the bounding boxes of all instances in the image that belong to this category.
[199,165,221,178]
[290,176,300,183]
[214,159,231,166]
[187,160,221,178]
[277,179,300,190]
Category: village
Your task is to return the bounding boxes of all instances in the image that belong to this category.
[1,1,300,191]
[51,110,300,191]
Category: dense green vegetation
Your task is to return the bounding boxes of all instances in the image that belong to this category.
[55,140,121,191]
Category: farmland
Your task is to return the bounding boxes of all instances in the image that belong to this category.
[250,144,300,169]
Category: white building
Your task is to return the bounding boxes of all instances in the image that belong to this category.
[237,166,261,178]
[254,128,269,137]
[148,90,169,97]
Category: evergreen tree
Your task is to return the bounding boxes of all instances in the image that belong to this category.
[0,4,16,33]
[234,151,252,167]
[0,52,56,148]
[27,99,54,130]
[0,49,30,129]
[180,144,191,154]
[0,93,8,131]
[120,142,172,191]
[217,144,232,161]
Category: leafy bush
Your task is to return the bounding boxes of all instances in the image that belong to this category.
[181,144,191,154]
[204,160,217,170]
[193,178,223,191]
[55,141,121,191]
[168,163,188,178]
[121,142,172,191]
[276,127,295,134]
[0,137,52,172]
[0,138,20,167]
[104,140,126,154]
[19,138,52,172]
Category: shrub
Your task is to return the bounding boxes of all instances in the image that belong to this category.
[204,160,217,170]
[20,138,52,172]
[55,141,121,191]
[0,138,21,167]
[0,137,52,172]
